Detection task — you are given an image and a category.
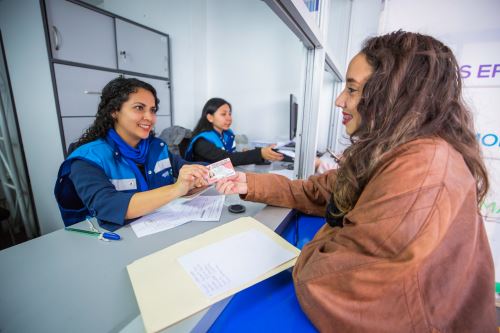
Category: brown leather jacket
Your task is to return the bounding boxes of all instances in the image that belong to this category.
[244,138,496,332]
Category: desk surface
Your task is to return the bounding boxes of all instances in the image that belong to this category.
[0,165,294,333]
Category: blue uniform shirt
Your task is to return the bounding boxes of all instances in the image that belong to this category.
[185,129,236,161]
[54,136,188,231]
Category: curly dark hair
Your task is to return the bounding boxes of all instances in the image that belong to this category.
[332,31,489,217]
[73,77,159,149]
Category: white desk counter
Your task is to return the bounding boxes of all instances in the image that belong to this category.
[0,164,295,333]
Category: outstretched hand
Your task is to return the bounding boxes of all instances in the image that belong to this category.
[315,153,339,174]
[175,164,209,195]
[215,171,248,195]
[261,145,284,161]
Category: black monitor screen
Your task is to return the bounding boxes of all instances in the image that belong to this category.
[290,94,298,141]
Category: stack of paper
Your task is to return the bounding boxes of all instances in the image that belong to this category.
[130,195,225,238]
[127,217,300,333]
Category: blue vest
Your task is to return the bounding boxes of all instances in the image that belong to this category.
[54,136,174,227]
[184,129,236,161]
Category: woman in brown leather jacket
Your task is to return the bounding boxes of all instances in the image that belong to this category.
[216,31,496,332]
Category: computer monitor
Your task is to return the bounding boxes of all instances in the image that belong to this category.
[289,94,298,141]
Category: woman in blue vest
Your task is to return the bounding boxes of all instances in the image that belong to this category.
[55,77,208,231]
[185,98,284,165]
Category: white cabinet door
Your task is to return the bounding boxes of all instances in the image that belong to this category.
[45,0,116,68]
[62,117,95,149]
[125,75,171,116]
[54,64,118,117]
[116,19,169,78]
[154,115,172,135]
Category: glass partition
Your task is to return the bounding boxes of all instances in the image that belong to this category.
[318,66,345,155]
[325,0,352,75]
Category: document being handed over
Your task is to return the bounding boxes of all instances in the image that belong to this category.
[130,195,225,238]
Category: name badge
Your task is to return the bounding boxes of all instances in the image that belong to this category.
[110,178,137,191]
[154,158,171,173]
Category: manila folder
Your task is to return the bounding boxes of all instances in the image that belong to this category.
[127,216,300,333]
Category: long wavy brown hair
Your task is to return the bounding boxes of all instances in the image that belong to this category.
[73,77,159,150]
[332,31,489,217]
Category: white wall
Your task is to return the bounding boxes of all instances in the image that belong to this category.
[347,0,381,64]
[93,0,305,142]
[206,0,305,142]
[327,0,381,153]
[0,0,64,234]
[87,0,208,129]
[325,0,351,75]
[379,0,500,289]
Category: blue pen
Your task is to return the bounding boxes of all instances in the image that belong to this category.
[65,227,121,241]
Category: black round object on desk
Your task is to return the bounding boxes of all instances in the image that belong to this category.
[228,204,246,214]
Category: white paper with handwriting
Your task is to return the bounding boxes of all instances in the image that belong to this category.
[177,229,296,298]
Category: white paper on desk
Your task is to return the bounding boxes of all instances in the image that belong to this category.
[251,139,291,147]
[191,196,225,221]
[130,210,194,238]
[178,229,296,298]
[156,195,224,219]
[277,149,295,158]
[131,196,225,238]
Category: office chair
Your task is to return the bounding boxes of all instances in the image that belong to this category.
[159,126,193,156]
[178,137,191,158]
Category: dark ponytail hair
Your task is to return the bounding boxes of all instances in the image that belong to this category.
[73,77,159,149]
[192,98,231,136]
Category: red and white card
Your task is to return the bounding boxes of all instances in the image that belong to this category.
[206,158,236,184]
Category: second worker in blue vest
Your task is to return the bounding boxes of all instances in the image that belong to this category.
[185,98,284,166]
[54,78,208,231]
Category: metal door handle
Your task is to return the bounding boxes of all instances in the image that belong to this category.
[52,26,60,51]
[84,90,101,95]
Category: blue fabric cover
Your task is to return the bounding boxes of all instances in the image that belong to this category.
[208,214,325,332]
[184,129,235,160]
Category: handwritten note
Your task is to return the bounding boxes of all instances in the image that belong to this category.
[177,229,296,298]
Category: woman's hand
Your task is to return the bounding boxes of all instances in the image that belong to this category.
[215,172,248,195]
[174,164,209,196]
[261,145,284,161]
[315,153,339,174]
